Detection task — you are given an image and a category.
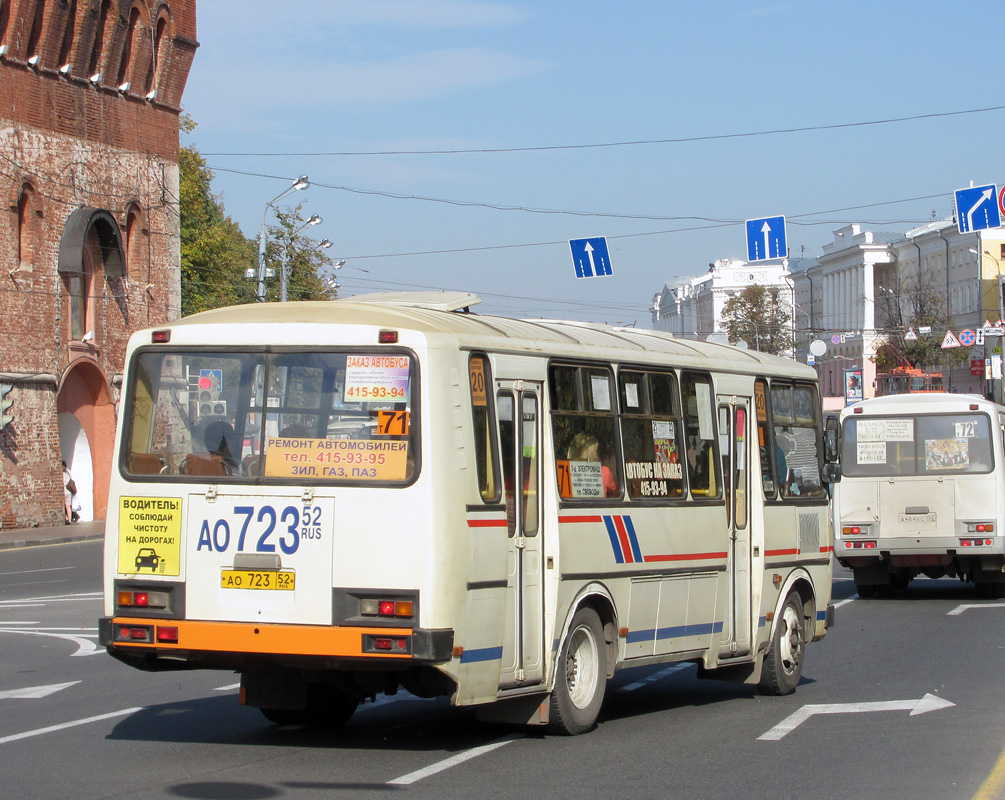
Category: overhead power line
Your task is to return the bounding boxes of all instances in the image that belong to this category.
[200,104,1005,157]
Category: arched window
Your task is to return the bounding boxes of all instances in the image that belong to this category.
[26,0,46,64]
[57,0,77,70]
[0,1,11,52]
[125,203,145,276]
[58,208,124,342]
[16,183,40,272]
[87,0,110,80]
[116,5,142,87]
[145,11,170,96]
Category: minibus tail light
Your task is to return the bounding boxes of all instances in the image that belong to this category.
[151,330,170,343]
[378,330,398,344]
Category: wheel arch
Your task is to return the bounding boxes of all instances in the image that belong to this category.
[553,583,618,687]
[771,569,817,641]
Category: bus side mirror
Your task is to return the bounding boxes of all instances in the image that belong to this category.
[821,461,842,484]
[824,416,840,463]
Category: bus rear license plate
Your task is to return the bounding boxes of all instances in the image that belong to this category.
[220,570,295,591]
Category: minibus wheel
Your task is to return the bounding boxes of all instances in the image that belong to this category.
[758,592,804,696]
[549,607,606,735]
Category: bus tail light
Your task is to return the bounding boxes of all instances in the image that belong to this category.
[844,540,877,549]
[378,330,398,344]
[842,525,867,536]
[363,634,410,654]
[968,523,994,533]
[116,625,152,642]
[117,590,169,609]
[360,598,414,619]
[156,626,179,643]
[960,538,994,547]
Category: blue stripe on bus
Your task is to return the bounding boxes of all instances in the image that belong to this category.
[816,610,826,621]
[602,516,625,564]
[759,616,767,628]
[459,646,503,664]
[625,621,725,644]
[622,515,643,563]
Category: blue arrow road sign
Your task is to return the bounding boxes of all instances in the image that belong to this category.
[745,216,787,261]
[955,184,1001,234]
[570,237,613,278]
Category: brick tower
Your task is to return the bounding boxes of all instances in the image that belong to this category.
[0,0,197,528]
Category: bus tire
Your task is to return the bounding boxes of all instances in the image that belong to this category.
[261,685,358,729]
[549,607,606,735]
[758,592,804,696]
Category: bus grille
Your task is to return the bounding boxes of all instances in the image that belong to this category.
[799,513,820,555]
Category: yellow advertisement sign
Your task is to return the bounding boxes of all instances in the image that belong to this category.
[118,497,182,576]
[264,437,408,480]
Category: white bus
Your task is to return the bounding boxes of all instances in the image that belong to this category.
[834,393,1005,597]
[100,292,836,734]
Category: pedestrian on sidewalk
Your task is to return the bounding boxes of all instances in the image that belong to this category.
[62,460,78,524]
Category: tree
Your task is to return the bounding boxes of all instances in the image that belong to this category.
[261,206,339,303]
[720,285,795,356]
[871,273,969,374]
[179,115,257,316]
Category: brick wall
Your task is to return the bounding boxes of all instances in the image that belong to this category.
[0,0,196,528]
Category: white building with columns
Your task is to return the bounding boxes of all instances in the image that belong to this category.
[650,258,795,342]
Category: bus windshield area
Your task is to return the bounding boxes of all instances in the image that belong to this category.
[840,413,994,478]
[122,350,417,483]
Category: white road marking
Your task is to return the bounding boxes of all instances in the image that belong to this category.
[947,602,1005,616]
[618,663,691,692]
[387,733,524,785]
[758,693,955,741]
[0,707,143,746]
[0,627,103,656]
[0,681,80,700]
[832,597,856,609]
[214,683,240,692]
[0,567,74,577]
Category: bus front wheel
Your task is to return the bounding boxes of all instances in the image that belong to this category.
[758,592,804,696]
[549,607,606,735]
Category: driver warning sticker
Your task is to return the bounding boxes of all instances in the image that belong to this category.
[118,497,182,576]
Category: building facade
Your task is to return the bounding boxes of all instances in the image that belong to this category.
[0,0,196,528]
[650,258,796,344]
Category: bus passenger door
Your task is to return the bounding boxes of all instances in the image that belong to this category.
[496,381,544,689]
[719,397,752,657]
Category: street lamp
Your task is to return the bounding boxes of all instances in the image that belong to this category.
[279,214,323,302]
[257,175,309,302]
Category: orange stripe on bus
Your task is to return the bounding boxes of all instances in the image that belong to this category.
[466,519,508,527]
[558,515,604,523]
[110,618,414,658]
[765,548,800,557]
[642,552,727,563]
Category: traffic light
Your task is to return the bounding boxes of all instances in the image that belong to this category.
[196,369,226,417]
[0,383,13,428]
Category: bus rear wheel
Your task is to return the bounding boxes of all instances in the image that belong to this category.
[758,592,804,696]
[549,607,606,735]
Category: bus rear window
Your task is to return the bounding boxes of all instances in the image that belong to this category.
[841,413,993,477]
[122,350,418,484]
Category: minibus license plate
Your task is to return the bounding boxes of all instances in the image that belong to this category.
[220,570,295,591]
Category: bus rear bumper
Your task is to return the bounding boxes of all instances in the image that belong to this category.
[98,617,454,671]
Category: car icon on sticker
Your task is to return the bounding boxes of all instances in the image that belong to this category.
[135,547,161,571]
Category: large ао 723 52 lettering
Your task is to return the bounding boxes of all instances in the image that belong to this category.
[196,504,323,554]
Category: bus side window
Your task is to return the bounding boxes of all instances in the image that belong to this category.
[549,363,621,501]
[469,354,499,502]
[754,379,776,498]
[681,372,719,498]
[771,382,827,500]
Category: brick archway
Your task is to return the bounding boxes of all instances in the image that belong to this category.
[57,360,114,520]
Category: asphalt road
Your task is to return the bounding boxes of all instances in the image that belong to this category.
[0,540,1002,800]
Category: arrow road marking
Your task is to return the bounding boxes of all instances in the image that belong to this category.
[967,188,995,232]
[0,681,79,701]
[758,693,954,741]
[947,602,1005,616]
[0,627,102,656]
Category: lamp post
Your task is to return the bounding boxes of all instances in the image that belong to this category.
[257,175,309,302]
[279,215,323,302]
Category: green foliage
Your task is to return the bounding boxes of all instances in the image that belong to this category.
[720,284,795,356]
[178,115,337,316]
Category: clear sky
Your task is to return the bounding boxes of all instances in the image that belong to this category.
[181,1,1005,325]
